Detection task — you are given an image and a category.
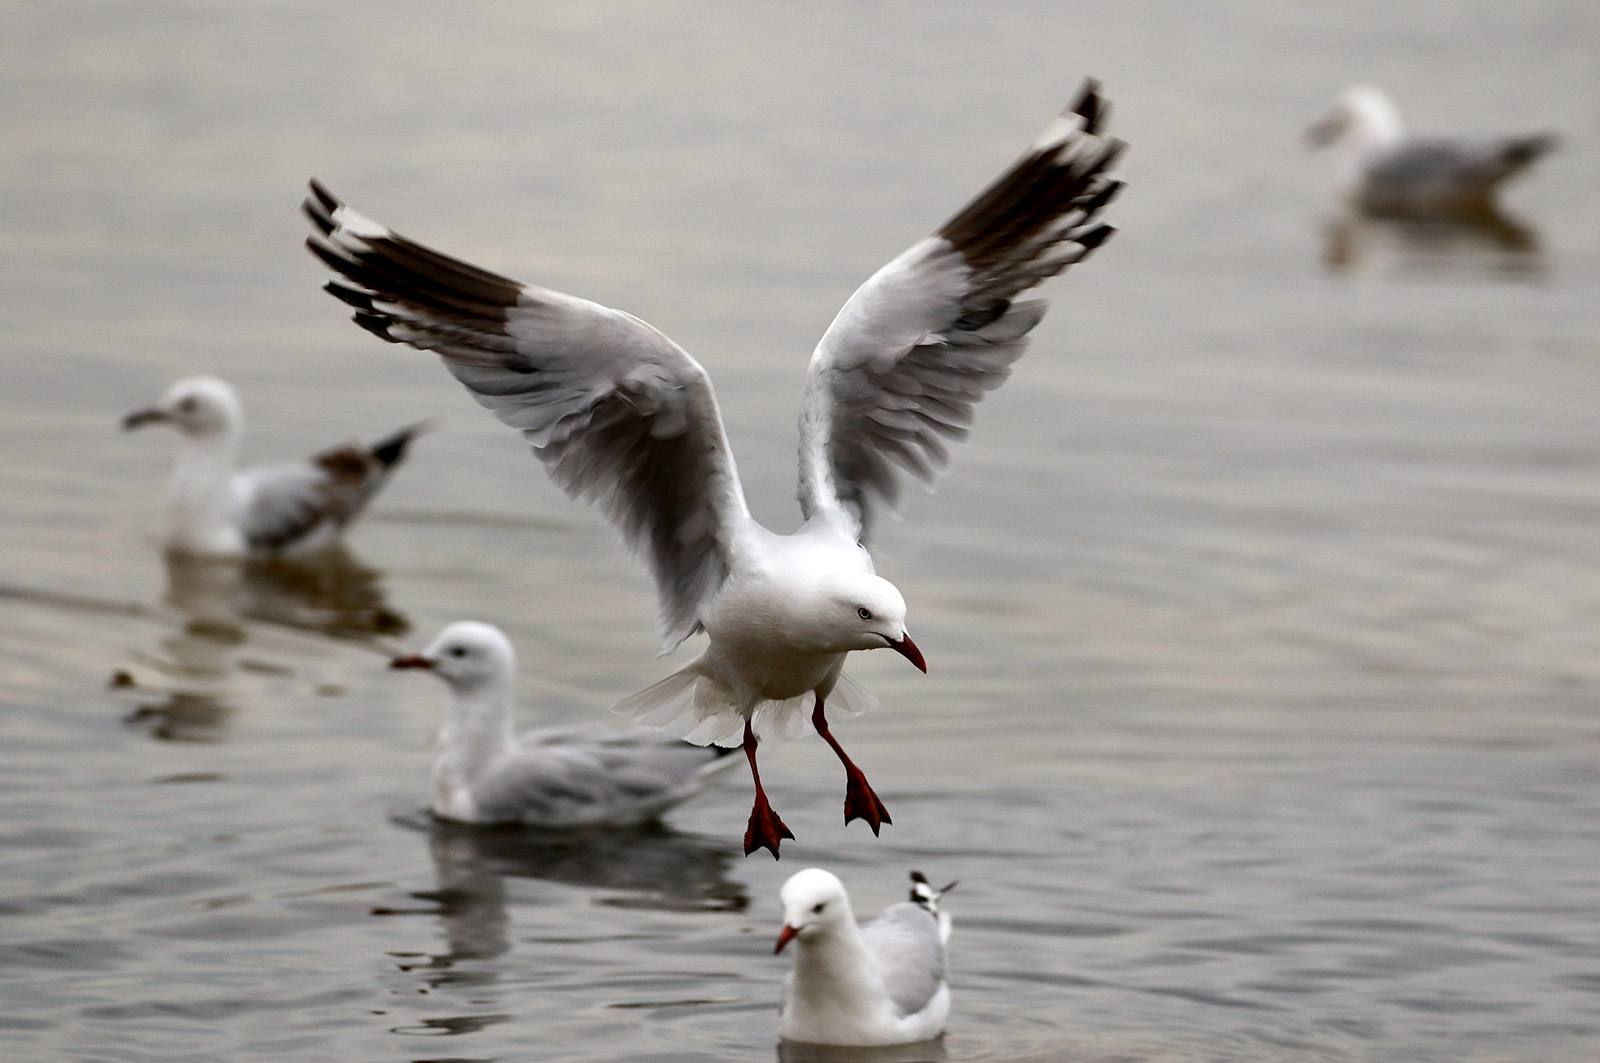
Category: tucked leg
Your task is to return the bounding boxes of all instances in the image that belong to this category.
[742,718,794,858]
[811,695,892,835]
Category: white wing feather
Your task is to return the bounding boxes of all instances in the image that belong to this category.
[304,185,749,651]
[798,82,1124,542]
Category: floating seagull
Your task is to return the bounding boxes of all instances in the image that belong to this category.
[775,868,956,1047]
[124,375,423,557]
[1308,85,1556,217]
[304,82,1123,856]
[391,621,737,828]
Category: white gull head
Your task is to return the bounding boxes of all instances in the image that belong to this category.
[123,375,244,439]
[777,867,855,948]
[1308,84,1406,155]
[395,620,518,696]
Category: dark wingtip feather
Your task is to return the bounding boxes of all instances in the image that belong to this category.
[302,180,339,235]
[352,311,396,342]
[306,236,352,273]
[368,421,430,468]
[1080,179,1126,217]
[1070,78,1106,135]
[1076,223,1115,251]
[308,178,339,213]
[324,281,374,310]
[1505,133,1558,166]
[302,202,334,236]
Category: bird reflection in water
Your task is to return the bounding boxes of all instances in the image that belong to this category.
[778,1039,948,1063]
[375,817,747,982]
[120,548,407,741]
[1321,205,1544,279]
[164,546,408,640]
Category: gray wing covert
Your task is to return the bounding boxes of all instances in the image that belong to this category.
[474,727,724,825]
[235,460,350,552]
[860,902,948,1018]
[1372,134,1557,190]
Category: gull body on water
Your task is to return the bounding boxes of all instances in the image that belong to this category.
[392,621,737,828]
[1308,84,1556,217]
[775,868,955,1047]
[124,375,423,557]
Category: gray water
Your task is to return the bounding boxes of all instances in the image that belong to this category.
[4,2,1600,1060]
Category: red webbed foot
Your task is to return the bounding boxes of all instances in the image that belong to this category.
[842,767,892,835]
[744,794,796,858]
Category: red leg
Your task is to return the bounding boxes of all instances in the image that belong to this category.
[812,694,892,835]
[742,718,794,858]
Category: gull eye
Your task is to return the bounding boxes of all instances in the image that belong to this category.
[812,902,826,914]
[178,397,198,413]
[449,646,467,657]
[857,607,872,621]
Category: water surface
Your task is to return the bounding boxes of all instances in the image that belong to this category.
[3,2,1600,1060]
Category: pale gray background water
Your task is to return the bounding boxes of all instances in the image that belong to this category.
[3,2,1599,1061]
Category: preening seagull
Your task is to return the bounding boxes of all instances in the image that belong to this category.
[1308,85,1556,217]
[775,868,957,1047]
[124,375,423,557]
[303,81,1124,856]
[391,621,736,828]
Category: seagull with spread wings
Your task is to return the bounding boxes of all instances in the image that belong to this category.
[303,81,1124,857]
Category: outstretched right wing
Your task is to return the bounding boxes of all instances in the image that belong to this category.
[303,183,749,651]
[797,83,1124,542]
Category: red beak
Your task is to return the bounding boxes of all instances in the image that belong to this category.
[774,924,799,954]
[887,632,926,673]
[389,654,435,670]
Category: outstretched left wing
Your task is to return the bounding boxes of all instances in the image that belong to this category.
[302,183,750,651]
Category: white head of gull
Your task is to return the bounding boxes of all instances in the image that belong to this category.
[775,868,956,1047]
[1308,84,1557,217]
[304,80,1124,856]
[391,620,736,828]
[124,375,423,557]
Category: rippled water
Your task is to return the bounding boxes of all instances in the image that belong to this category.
[4,2,1600,1060]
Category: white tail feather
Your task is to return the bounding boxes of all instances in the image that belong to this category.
[612,665,878,748]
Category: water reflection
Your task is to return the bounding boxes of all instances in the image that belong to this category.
[1321,208,1544,279]
[164,549,409,642]
[375,817,748,979]
[777,1039,947,1063]
[118,550,406,741]
[420,816,748,915]
[122,688,235,743]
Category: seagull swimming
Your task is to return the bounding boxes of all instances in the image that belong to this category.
[775,868,956,1047]
[391,621,737,828]
[124,375,423,557]
[1308,84,1556,217]
[303,81,1123,856]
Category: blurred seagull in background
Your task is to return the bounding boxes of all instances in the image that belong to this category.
[1308,84,1556,218]
[392,621,737,828]
[775,868,956,1047]
[304,80,1124,857]
[124,375,423,557]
